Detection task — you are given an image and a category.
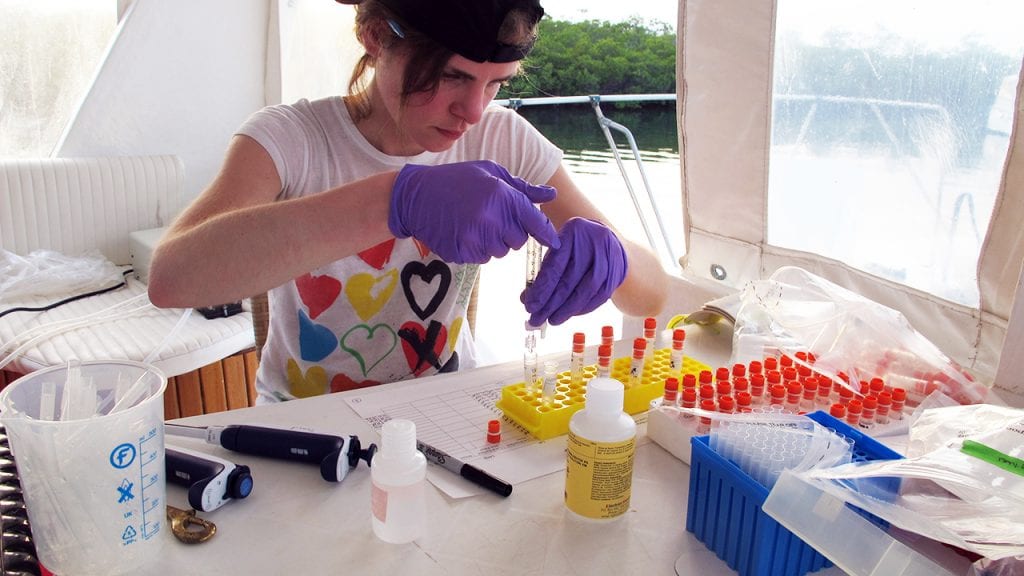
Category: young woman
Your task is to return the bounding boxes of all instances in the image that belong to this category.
[148,0,669,403]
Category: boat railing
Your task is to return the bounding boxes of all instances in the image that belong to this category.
[493,94,680,269]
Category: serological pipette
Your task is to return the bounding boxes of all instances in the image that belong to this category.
[524,237,547,391]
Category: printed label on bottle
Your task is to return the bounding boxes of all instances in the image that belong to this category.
[371,482,388,522]
[564,431,635,519]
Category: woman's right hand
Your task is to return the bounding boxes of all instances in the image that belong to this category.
[388,160,560,263]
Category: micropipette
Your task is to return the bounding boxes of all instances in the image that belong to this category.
[165,423,376,483]
[165,445,253,512]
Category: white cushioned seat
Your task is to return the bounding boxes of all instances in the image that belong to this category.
[0,156,254,378]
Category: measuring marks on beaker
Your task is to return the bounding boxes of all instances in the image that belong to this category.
[109,425,163,545]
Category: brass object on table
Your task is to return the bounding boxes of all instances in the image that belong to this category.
[167,505,217,544]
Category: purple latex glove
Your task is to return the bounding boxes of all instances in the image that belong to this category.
[389,160,560,263]
[521,217,628,326]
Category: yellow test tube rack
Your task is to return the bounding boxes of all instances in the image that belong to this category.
[496,349,711,440]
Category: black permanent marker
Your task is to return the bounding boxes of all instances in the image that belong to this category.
[416,439,513,497]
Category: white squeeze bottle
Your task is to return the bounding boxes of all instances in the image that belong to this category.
[564,377,637,519]
[371,419,426,543]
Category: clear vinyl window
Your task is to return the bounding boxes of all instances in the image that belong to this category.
[768,0,1024,306]
[0,1,116,158]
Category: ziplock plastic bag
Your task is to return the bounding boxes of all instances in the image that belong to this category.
[730,266,987,405]
[798,406,1024,560]
[0,249,122,302]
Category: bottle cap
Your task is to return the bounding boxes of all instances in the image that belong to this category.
[572,332,585,352]
[381,419,417,458]
[486,419,501,444]
[644,316,657,331]
[585,377,624,415]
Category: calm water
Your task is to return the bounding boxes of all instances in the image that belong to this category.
[475,103,683,366]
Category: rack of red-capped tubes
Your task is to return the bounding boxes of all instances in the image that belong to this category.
[647,351,917,464]
[654,351,910,433]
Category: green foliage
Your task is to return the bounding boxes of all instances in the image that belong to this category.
[500,17,677,99]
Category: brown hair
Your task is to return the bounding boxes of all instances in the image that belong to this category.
[346,0,539,120]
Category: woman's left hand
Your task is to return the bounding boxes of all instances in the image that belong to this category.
[521,217,628,326]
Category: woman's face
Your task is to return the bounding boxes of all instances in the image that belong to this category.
[370,48,520,155]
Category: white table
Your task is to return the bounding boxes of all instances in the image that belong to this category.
[152,333,850,576]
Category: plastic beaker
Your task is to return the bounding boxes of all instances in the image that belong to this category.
[0,360,167,576]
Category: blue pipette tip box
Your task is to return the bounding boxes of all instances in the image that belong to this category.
[685,411,902,576]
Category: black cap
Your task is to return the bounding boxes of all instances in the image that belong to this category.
[337,0,544,63]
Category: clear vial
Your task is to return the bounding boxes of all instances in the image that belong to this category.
[542,360,558,404]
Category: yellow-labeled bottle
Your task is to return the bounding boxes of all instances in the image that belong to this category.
[564,377,636,519]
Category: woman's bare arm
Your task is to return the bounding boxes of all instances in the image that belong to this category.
[148,135,396,308]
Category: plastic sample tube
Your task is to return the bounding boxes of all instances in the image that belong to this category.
[642,317,657,357]
[523,330,540,393]
[846,399,863,427]
[601,325,615,356]
[733,376,749,396]
[890,387,906,419]
[669,328,686,374]
[749,373,765,404]
[860,396,877,428]
[486,420,501,444]
[629,338,646,386]
[662,377,680,406]
[542,361,558,404]
[596,344,612,379]
[838,384,854,406]
[800,378,817,413]
[718,395,735,414]
[697,399,716,434]
[736,392,752,413]
[875,391,892,425]
[680,388,697,419]
[731,363,746,379]
[748,359,763,376]
[699,384,716,405]
[816,376,832,407]
[785,381,802,413]
[698,369,713,388]
[570,332,586,384]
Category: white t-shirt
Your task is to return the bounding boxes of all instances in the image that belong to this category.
[237,97,562,403]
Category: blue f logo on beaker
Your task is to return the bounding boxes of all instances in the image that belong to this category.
[110,443,137,469]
